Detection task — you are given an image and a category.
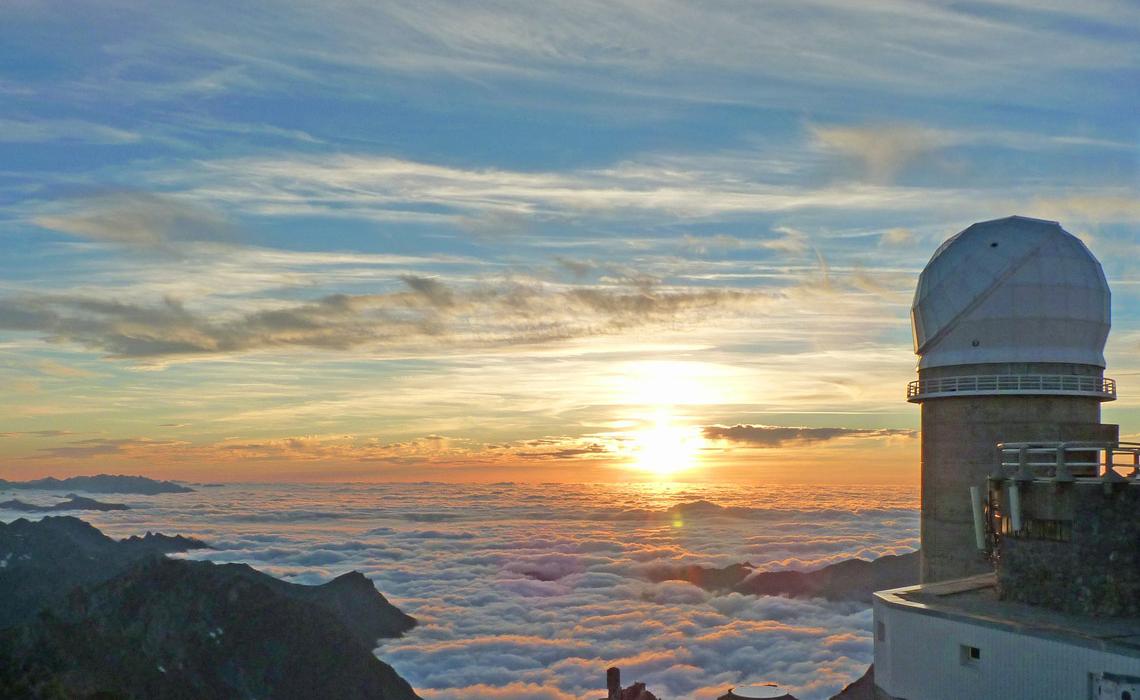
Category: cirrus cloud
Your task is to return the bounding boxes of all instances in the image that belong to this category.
[702,425,916,448]
[0,275,763,360]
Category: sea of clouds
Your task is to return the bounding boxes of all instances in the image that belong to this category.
[2,482,918,699]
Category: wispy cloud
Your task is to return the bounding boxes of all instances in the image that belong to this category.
[702,424,915,447]
[806,122,1134,184]
[0,430,75,438]
[1018,194,1140,226]
[879,228,915,246]
[153,153,979,224]
[33,192,234,248]
[0,118,141,144]
[1,0,1135,483]
[22,430,623,475]
[808,124,959,184]
[36,436,181,459]
[0,277,764,360]
[34,2,1138,111]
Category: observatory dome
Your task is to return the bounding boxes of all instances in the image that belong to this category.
[911,216,1109,370]
[718,684,796,700]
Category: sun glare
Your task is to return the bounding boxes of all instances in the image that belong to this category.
[630,410,703,478]
[616,361,715,479]
[613,360,728,406]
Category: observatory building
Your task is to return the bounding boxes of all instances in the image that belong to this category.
[908,215,1118,582]
[872,216,1140,699]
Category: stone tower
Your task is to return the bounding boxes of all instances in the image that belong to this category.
[908,216,1117,583]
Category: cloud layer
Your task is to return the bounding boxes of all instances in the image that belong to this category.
[15,481,919,699]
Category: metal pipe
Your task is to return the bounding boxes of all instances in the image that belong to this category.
[1008,482,1022,533]
[970,486,986,551]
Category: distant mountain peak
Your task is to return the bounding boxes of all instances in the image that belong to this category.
[0,474,193,495]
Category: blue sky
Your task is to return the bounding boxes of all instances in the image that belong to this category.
[0,1,1137,481]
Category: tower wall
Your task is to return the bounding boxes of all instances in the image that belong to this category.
[997,482,1140,617]
[919,363,1116,583]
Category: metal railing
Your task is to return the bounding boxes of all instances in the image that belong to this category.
[983,442,1140,545]
[995,441,1140,484]
[907,374,1116,402]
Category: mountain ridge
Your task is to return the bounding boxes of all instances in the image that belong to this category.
[0,516,420,699]
[0,474,193,495]
[647,550,920,603]
[0,495,129,512]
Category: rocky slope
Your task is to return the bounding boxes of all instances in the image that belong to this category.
[0,516,160,629]
[119,530,210,554]
[0,517,419,699]
[828,665,876,700]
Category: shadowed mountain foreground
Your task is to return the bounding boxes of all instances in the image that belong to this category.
[0,517,419,699]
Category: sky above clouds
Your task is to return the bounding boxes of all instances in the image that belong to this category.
[0,1,1137,482]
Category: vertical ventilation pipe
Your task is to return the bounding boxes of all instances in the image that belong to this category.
[1008,481,1023,533]
[970,486,987,551]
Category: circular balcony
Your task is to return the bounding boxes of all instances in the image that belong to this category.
[906,374,1116,403]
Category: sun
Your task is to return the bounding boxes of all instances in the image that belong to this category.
[630,410,702,478]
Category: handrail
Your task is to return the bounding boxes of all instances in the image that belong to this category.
[907,374,1116,402]
[994,441,1140,484]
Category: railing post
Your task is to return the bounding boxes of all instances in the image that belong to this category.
[991,444,1008,483]
[1103,460,1126,495]
[1054,445,1073,483]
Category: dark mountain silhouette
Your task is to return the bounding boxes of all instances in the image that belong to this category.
[0,516,165,629]
[0,474,193,495]
[828,665,875,700]
[0,494,129,512]
[120,531,209,554]
[647,550,919,603]
[0,517,419,700]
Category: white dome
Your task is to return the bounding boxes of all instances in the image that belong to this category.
[911,216,1109,370]
[727,685,793,699]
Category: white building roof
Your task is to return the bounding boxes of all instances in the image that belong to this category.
[873,574,1140,700]
[911,216,1110,370]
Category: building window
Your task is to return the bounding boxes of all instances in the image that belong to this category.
[960,645,981,666]
[1001,516,1072,541]
[876,621,886,642]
